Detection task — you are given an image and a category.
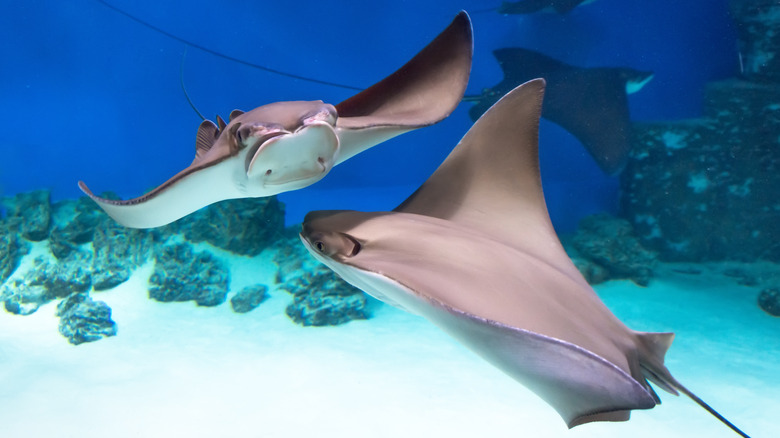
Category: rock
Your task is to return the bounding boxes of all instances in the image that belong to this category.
[723,267,760,287]
[48,233,80,260]
[272,230,311,284]
[758,288,780,317]
[173,197,285,256]
[0,225,29,284]
[91,219,152,290]
[283,265,369,326]
[0,189,52,241]
[230,284,268,313]
[56,293,117,345]
[622,80,780,262]
[572,214,657,286]
[3,257,52,315]
[2,252,92,315]
[148,243,230,306]
[271,230,369,325]
[571,257,610,285]
[3,281,48,315]
[731,0,780,82]
[41,250,93,298]
[49,210,103,259]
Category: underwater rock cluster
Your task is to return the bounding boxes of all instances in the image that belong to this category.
[622,81,780,262]
[0,190,369,343]
[48,196,104,259]
[731,0,780,82]
[283,264,370,326]
[166,197,285,256]
[1,190,52,241]
[1,252,92,315]
[93,219,154,290]
[230,284,268,313]
[621,1,780,263]
[57,293,117,345]
[621,5,780,263]
[569,214,657,286]
[274,234,370,326]
[758,288,780,316]
[149,243,230,306]
[0,224,29,285]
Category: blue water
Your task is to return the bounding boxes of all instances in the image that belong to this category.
[1,2,775,437]
[0,0,736,231]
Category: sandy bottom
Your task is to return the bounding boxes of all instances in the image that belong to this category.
[0,247,777,438]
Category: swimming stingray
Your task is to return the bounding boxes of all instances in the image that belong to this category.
[497,0,596,15]
[466,47,653,174]
[300,80,750,437]
[78,12,473,229]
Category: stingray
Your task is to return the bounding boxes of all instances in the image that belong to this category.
[497,0,596,15]
[299,80,750,437]
[78,12,473,229]
[466,48,653,174]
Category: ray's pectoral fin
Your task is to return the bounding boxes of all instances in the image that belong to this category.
[333,11,473,164]
[78,113,249,229]
[78,152,245,229]
[430,302,657,427]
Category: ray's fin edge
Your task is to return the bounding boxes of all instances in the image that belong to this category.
[418,295,659,428]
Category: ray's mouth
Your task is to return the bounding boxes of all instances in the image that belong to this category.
[262,157,327,186]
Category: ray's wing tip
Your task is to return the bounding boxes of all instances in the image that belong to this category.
[77,180,95,197]
[335,9,473,128]
[454,10,473,42]
[77,180,116,206]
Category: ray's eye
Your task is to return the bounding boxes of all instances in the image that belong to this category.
[315,241,326,252]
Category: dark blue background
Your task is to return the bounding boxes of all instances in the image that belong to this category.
[0,0,737,231]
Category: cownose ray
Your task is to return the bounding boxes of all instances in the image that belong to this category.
[466,47,653,174]
[299,80,750,437]
[78,12,473,229]
[497,0,597,15]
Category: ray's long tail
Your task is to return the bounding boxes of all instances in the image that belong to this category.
[674,382,752,438]
[636,332,752,438]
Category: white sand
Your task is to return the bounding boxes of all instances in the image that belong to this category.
[0,249,776,438]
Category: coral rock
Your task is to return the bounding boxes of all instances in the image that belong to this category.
[56,293,117,345]
[2,252,92,315]
[758,288,780,316]
[0,226,29,284]
[230,284,268,313]
[148,243,229,306]
[41,250,93,298]
[272,230,311,284]
[572,214,657,286]
[49,210,102,259]
[571,257,610,285]
[622,80,780,262]
[3,282,48,315]
[1,189,52,241]
[283,265,369,326]
[731,0,780,82]
[172,197,285,256]
[91,219,152,290]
